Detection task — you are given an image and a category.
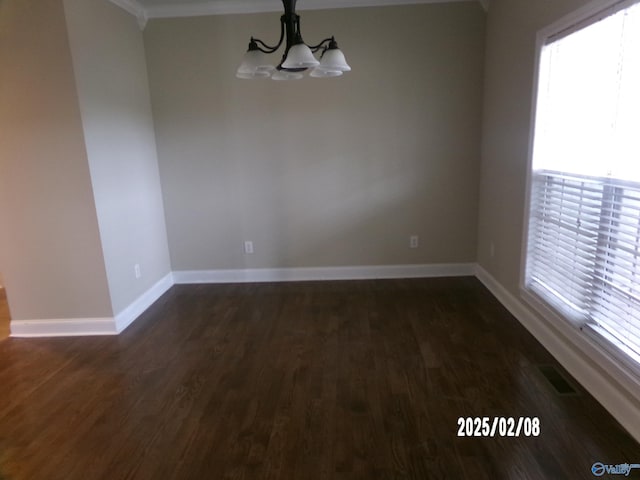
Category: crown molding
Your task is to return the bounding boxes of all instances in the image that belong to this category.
[110,0,482,25]
[109,0,148,29]
[145,0,473,19]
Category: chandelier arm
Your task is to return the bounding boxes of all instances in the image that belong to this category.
[307,37,334,53]
[251,19,286,53]
[252,38,281,53]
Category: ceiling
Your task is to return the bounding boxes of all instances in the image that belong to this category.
[109,0,488,29]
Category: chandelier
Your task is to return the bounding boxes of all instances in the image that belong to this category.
[236,0,351,80]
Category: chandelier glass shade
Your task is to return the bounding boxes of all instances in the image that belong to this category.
[236,0,351,80]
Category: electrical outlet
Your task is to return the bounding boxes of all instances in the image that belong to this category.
[134,264,142,279]
[244,241,254,254]
[410,235,419,249]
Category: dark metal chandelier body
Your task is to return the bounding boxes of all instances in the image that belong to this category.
[236,0,351,80]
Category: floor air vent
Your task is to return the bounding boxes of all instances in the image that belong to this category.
[537,365,579,396]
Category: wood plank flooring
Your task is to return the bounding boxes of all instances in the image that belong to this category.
[0,288,10,340]
[0,277,638,479]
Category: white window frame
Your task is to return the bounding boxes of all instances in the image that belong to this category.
[520,0,640,389]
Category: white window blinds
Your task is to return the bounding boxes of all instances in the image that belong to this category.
[525,0,640,368]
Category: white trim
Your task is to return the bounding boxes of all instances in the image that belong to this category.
[108,0,148,29]
[7,264,473,337]
[10,317,117,337]
[147,0,472,18]
[109,0,144,17]
[475,265,640,443]
[173,263,475,284]
[9,272,175,337]
[114,272,174,333]
[518,10,544,295]
[538,0,638,44]
[7,261,640,444]
[111,0,479,20]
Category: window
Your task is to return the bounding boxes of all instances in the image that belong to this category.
[524,0,640,369]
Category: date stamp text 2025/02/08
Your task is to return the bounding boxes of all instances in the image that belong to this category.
[456,417,640,477]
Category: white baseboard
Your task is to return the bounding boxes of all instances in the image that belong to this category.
[7,261,640,443]
[10,317,117,337]
[474,264,640,443]
[8,264,472,338]
[8,264,471,337]
[10,272,174,338]
[114,272,174,333]
[173,263,475,284]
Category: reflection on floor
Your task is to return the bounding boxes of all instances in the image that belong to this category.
[0,288,10,339]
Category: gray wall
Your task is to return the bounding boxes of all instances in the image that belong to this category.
[0,0,112,320]
[64,0,172,315]
[145,2,485,271]
[476,0,593,292]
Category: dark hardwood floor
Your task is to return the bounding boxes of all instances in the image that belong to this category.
[0,277,638,479]
[0,289,9,340]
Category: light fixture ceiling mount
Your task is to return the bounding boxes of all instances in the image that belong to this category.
[236,0,351,80]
